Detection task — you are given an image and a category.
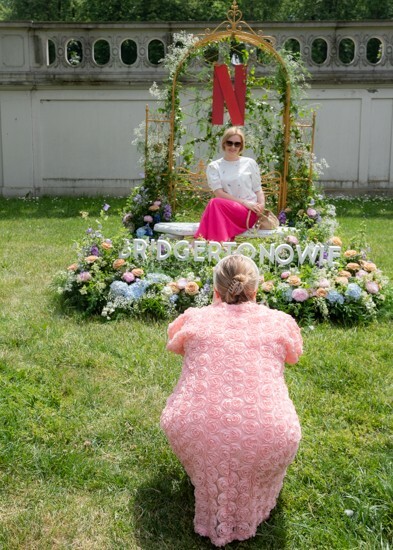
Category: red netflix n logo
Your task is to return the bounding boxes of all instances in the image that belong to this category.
[212,64,247,126]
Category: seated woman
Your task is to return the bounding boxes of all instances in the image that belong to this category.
[194,126,265,242]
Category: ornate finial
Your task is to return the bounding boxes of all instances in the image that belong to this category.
[227,0,242,30]
[203,1,276,48]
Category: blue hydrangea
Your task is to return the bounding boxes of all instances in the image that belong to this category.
[345,283,362,301]
[326,290,345,304]
[124,279,149,301]
[136,226,147,238]
[283,288,293,302]
[169,294,179,304]
[110,281,129,297]
[145,273,171,284]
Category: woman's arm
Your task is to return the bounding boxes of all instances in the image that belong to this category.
[214,188,264,215]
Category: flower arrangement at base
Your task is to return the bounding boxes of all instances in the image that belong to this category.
[52,207,392,326]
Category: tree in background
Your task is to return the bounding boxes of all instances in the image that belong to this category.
[1,0,392,21]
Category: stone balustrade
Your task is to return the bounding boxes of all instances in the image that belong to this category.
[0,20,392,87]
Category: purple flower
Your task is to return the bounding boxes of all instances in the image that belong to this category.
[143,215,153,223]
[77,271,92,283]
[278,210,287,225]
[306,208,318,218]
[163,204,172,221]
[122,272,136,284]
[365,281,379,294]
[292,288,309,302]
[90,245,99,256]
[134,194,142,203]
[102,203,110,212]
[86,228,93,234]
[309,198,315,206]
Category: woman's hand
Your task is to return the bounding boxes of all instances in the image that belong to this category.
[243,201,265,215]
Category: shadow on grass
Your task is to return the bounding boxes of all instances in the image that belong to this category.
[133,472,287,549]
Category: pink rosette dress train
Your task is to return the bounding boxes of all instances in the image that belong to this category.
[160,301,303,547]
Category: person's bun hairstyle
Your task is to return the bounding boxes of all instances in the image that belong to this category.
[213,255,259,304]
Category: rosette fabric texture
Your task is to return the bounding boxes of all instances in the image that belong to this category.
[160,301,302,547]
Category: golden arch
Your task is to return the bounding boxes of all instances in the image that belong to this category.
[167,1,292,212]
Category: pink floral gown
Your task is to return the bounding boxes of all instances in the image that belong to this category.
[160,301,303,547]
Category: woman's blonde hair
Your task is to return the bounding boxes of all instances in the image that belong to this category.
[213,255,259,304]
[221,126,245,153]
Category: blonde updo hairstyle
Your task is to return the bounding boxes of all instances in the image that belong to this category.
[213,255,259,305]
[221,126,245,153]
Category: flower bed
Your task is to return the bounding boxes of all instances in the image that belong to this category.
[52,202,392,326]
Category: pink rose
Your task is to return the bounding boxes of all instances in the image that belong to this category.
[306,207,317,218]
[176,277,188,289]
[143,215,153,223]
[285,235,299,245]
[365,281,379,294]
[122,271,135,283]
[77,271,92,283]
[317,277,330,288]
[281,271,291,279]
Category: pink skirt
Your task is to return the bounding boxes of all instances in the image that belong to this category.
[194,198,258,242]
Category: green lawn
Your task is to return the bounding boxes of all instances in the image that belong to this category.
[0,196,392,549]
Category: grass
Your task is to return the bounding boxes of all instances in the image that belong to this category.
[0,195,392,549]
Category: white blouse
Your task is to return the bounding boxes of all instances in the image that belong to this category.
[206,156,262,203]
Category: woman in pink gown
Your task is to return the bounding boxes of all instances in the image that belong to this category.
[194,127,265,242]
[160,255,303,547]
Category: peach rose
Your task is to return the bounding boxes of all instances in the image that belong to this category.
[346,262,360,272]
[148,204,160,211]
[101,241,112,250]
[261,281,274,292]
[185,281,200,295]
[361,261,377,272]
[167,282,180,294]
[113,258,126,270]
[67,263,78,271]
[287,275,301,286]
[330,236,343,246]
[316,288,328,297]
[344,249,358,258]
[335,276,348,285]
[338,270,352,278]
[132,268,144,277]
[85,255,99,263]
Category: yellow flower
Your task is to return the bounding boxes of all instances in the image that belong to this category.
[261,281,274,292]
[344,249,358,258]
[316,288,328,297]
[101,241,113,250]
[335,276,348,286]
[346,262,360,272]
[168,282,180,294]
[338,270,351,278]
[85,255,99,263]
[330,236,342,246]
[113,259,126,270]
[287,275,301,286]
[185,281,199,296]
[361,261,377,272]
[132,268,144,277]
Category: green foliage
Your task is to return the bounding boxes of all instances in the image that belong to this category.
[2,0,392,21]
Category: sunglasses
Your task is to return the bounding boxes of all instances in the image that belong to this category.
[226,140,242,148]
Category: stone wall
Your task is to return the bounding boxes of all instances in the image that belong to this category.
[0,20,392,196]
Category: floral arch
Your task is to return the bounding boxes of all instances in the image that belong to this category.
[166,0,292,212]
